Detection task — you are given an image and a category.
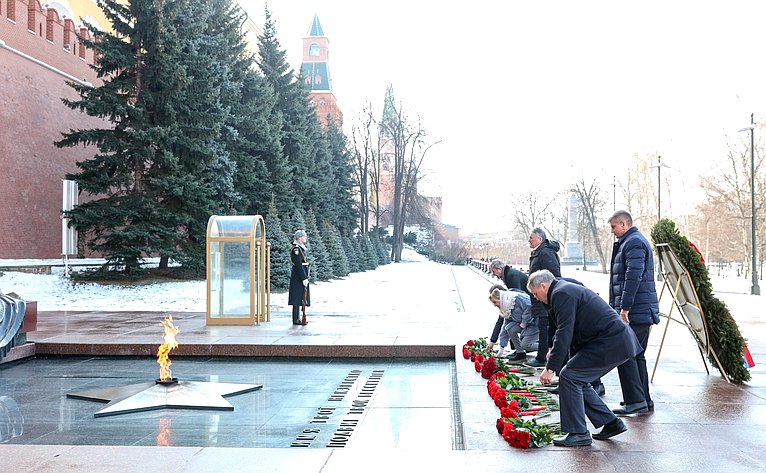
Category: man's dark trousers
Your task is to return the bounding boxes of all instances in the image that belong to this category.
[617,324,652,404]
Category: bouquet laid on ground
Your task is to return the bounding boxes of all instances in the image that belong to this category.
[462,339,560,449]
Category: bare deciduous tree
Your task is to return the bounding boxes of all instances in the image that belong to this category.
[572,179,609,273]
[350,105,375,234]
[697,133,766,270]
[621,153,658,231]
[381,97,435,262]
[513,192,565,242]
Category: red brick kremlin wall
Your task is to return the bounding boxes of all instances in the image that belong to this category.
[0,0,102,258]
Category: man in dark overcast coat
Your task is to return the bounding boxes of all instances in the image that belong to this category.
[529,270,641,447]
[489,259,530,295]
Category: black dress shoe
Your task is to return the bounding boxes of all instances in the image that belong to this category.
[526,358,546,368]
[592,383,606,396]
[508,351,527,362]
[620,400,654,410]
[612,401,648,415]
[593,418,627,440]
[553,432,592,447]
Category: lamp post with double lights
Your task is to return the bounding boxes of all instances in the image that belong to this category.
[739,113,760,295]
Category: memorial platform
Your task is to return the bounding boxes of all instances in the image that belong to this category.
[1,256,765,472]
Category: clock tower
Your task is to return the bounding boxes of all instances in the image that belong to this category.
[300,15,343,127]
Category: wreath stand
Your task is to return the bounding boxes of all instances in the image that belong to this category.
[651,243,731,383]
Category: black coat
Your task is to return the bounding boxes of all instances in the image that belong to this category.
[503,266,530,295]
[529,239,561,276]
[545,279,642,374]
[529,239,561,319]
[609,227,659,325]
[288,243,310,307]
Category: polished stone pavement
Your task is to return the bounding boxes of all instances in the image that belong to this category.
[1,258,765,472]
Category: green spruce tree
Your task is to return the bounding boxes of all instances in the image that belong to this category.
[373,235,391,265]
[161,0,245,272]
[56,0,250,275]
[56,0,186,274]
[256,7,314,215]
[361,234,378,270]
[305,210,334,281]
[341,234,361,273]
[351,235,366,272]
[324,122,358,232]
[322,220,350,277]
[265,197,291,290]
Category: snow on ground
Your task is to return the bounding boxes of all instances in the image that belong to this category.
[0,267,207,312]
[0,249,433,313]
[0,249,761,324]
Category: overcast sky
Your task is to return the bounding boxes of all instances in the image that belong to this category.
[240,1,766,235]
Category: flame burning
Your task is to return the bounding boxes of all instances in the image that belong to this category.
[157,315,180,382]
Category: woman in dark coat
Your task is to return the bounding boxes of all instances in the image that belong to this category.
[288,230,310,325]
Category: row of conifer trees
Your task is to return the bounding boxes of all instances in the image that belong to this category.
[266,201,390,291]
[57,0,364,277]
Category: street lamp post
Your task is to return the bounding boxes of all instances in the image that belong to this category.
[739,113,760,295]
[651,155,670,221]
[650,156,670,281]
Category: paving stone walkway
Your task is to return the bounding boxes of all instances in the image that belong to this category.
[1,256,764,472]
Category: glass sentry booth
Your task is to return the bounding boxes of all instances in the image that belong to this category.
[206,215,270,325]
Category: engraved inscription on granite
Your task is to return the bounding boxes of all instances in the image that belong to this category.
[289,369,384,448]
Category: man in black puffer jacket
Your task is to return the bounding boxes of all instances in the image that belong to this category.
[608,210,660,415]
[526,228,561,367]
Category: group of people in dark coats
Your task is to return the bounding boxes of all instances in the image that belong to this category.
[486,212,659,447]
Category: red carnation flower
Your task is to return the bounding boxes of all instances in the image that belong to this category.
[500,406,518,419]
[481,357,497,379]
[493,389,508,408]
[462,348,470,359]
[496,418,506,435]
[502,423,517,443]
[474,360,482,372]
[476,354,484,364]
[467,340,475,346]
[508,430,531,449]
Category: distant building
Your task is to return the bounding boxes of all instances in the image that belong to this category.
[300,15,342,127]
[433,222,459,247]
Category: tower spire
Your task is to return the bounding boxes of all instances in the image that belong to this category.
[300,14,342,126]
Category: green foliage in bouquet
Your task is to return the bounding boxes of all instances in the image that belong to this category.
[651,219,750,383]
[507,417,559,448]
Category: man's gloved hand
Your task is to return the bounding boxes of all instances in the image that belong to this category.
[302,279,309,287]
